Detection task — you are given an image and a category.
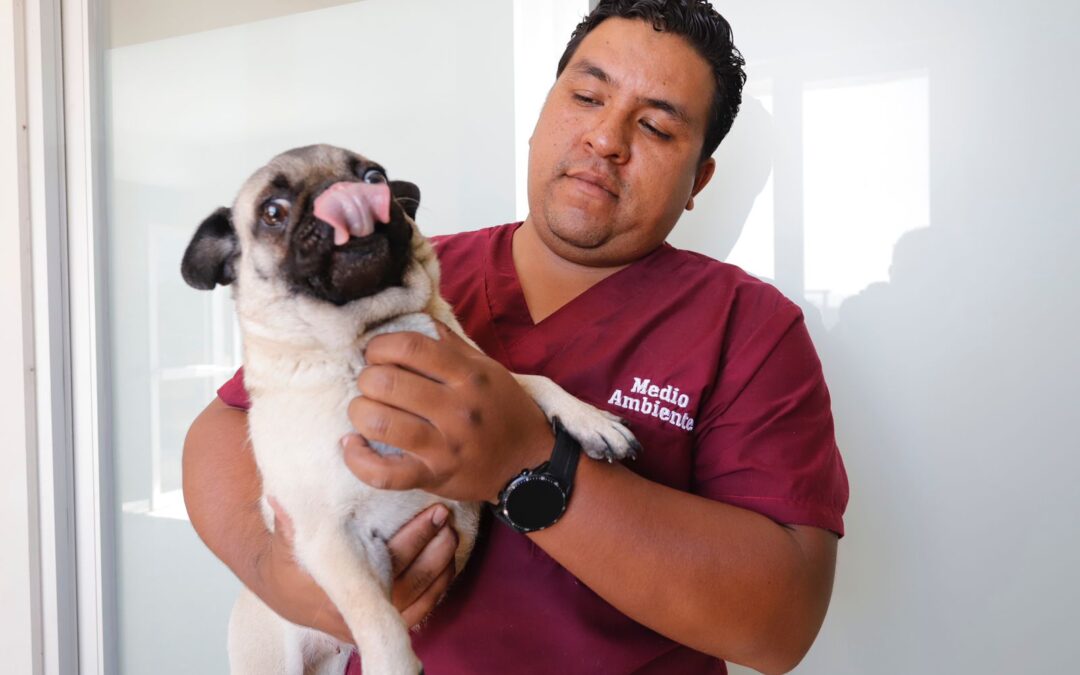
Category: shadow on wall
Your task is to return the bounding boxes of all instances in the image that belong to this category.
[813,217,1079,671]
[691,53,1079,672]
[696,97,775,262]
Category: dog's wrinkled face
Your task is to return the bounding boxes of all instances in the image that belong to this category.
[181,144,421,306]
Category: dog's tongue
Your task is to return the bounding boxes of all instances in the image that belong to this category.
[313,181,391,246]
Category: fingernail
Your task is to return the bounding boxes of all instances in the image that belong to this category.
[341,432,369,450]
[432,505,449,528]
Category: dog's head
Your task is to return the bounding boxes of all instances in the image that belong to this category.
[181,144,421,307]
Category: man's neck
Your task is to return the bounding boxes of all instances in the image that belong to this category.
[511,220,628,324]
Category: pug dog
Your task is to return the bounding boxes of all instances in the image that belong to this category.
[180,144,639,675]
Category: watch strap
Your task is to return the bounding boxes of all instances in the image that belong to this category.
[492,418,581,532]
[547,417,581,497]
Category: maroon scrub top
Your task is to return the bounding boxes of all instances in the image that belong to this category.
[217,223,848,675]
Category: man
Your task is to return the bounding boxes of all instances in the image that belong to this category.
[184,2,848,673]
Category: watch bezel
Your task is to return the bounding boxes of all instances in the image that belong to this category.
[499,470,568,533]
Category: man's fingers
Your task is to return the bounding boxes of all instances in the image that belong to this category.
[364,326,478,384]
[355,365,449,425]
[391,523,458,612]
[347,395,442,453]
[341,433,436,491]
[400,564,455,630]
[387,504,451,576]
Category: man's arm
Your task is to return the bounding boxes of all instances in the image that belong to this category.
[530,458,837,675]
[342,324,837,674]
[182,398,460,640]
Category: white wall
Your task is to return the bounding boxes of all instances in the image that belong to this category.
[669,1,1080,673]
[512,0,592,219]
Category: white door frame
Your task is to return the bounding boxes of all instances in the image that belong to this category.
[4,0,113,673]
[1,2,45,673]
[59,0,115,672]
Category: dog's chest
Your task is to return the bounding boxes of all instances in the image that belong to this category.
[243,313,438,503]
[247,361,362,496]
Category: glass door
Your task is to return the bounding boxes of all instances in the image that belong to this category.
[94,1,585,671]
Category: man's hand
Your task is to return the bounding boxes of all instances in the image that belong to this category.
[258,501,459,643]
[342,322,553,503]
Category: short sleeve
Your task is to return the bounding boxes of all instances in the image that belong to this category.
[217,367,251,410]
[693,304,849,536]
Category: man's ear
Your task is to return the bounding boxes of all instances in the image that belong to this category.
[390,180,421,220]
[686,158,716,212]
[181,207,240,290]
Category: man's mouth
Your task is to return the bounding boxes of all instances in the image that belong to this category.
[565,169,619,199]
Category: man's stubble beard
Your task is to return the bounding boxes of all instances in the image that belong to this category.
[539,178,616,252]
[542,209,609,250]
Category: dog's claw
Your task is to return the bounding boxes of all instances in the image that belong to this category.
[549,397,640,463]
[600,436,616,460]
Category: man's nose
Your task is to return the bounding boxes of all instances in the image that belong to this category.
[582,111,631,164]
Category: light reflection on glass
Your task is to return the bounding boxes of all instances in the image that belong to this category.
[803,73,930,327]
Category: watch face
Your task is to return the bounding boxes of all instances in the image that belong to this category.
[504,476,566,531]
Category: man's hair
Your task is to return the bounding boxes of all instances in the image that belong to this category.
[556,0,747,162]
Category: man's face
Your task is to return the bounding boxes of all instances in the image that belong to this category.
[526,17,717,267]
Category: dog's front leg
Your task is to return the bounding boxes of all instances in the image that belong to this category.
[513,374,642,462]
[292,519,422,675]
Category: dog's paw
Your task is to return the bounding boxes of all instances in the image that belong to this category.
[555,408,642,463]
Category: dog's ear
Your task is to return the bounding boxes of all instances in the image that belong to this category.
[390,180,421,220]
[181,207,240,290]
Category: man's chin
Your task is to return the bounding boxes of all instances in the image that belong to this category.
[542,210,611,251]
[535,218,638,269]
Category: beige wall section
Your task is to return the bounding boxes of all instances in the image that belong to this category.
[108,0,359,47]
[0,1,40,674]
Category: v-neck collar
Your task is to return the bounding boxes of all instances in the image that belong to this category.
[482,222,677,373]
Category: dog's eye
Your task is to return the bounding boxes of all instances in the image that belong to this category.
[362,168,387,185]
[261,199,290,227]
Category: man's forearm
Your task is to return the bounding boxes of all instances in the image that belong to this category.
[529,457,837,675]
[182,399,269,591]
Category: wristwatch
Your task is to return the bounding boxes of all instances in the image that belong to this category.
[492,418,581,533]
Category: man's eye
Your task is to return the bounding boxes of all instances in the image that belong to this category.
[363,168,387,184]
[261,198,290,227]
[641,120,672,140]
[573,93,600,106]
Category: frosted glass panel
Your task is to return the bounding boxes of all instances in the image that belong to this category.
[102,1,515,672]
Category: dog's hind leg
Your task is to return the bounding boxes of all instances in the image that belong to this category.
[513,373,642,462]
[228,587,299,675]
[300,629,353,675]
[292,523,422,675]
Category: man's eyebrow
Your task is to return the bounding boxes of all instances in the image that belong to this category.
[568,59,691,126]
[640,97,690,126]
[570,60,613,85]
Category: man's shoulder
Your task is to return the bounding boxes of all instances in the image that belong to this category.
[429,223,518,302]
[430,222,516,262]
[661,245,798,318]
